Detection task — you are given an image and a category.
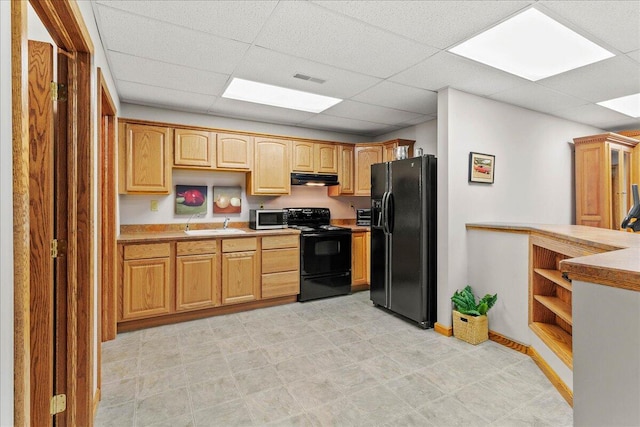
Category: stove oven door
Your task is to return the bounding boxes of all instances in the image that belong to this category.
[300,232,351,276]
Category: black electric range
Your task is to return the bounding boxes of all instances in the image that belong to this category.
[285,208,352,301]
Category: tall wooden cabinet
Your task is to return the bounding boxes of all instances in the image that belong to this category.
[354,145,383,196]
[574,133,638,230]
[248,137,291,195]
[119,123,172,194]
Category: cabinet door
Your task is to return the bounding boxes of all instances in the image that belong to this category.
[354,145,382,196]
[351,232,368,285]
[176,254,218,311]
[249,138,291,195]
[217,133,252,169]
[315,143,338,174]
[122,257,171,319]
[174,129,215,168]
[575,142,607,228]
[610,144,634,230]
[340,145,354,194]
[365,231,371,285]
[120,123,172,193]
[221,251,259,305]
[383,142,396,162]
[291,141,314,172]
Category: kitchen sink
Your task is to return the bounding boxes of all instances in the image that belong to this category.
[184,228,246,236]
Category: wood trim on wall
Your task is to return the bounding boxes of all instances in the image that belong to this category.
[12,1,31,424]
[434,322,453,337]
[528,346,573,407]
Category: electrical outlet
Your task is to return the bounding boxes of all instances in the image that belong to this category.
[150,200,158,211]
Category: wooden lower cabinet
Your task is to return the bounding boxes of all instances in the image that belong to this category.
[176,240,219,311]
[351,231,370,287]
[261,235,300,299]
[221,238,260,305]
[121,243,172,320]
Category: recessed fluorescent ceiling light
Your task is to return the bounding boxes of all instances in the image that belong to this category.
[222,78,341,113]
[597,93,640,118]
[449,8,614,81]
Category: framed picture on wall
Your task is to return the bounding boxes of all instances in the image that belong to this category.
[469,152,495,184]
[175,185,207,215]
[213,186,242,214]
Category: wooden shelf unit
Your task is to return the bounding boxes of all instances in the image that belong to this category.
[529,234,602,370]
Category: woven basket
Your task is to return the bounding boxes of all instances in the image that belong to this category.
[452,310,488,345]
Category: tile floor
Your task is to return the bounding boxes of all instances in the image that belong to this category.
[96,291,573,427]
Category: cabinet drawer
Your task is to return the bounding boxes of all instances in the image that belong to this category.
[124,243,170,260]
[222,237,257,253]
[177,240,217,256]
[262,271,300,299]
[262,234,299,250]
[262,248,299,274]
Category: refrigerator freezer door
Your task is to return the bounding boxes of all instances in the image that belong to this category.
[388,158,426,324]
[370,162,389,308]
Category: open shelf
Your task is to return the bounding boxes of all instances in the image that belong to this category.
[533,295,572,325]
[530,322,573,369]
[534,268,572,291]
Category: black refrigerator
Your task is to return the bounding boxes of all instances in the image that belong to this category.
[370,155,437,328]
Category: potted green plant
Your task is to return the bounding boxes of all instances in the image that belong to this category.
[450,285,498,345]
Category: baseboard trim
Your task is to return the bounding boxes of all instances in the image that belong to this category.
[434,322,453,337]
[93,388,101,418]
[528,346,573,407]
[488,330,529,355]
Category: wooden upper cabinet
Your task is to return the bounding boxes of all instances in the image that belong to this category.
[174,128,216,168]
[315,143,338,174]
[383,139,415,162]
[574,133,638,230]
[216,133,253,170]
[291,141,315,172]
[249,138,291,195]
[329,144,354,196]
[119,122,172,194]
[354,145,383,196]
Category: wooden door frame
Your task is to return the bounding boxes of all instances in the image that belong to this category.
[12,0,95,425]
[97,68,117,403]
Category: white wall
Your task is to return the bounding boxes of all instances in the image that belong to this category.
[375,119,438,155]
[438,88,603,328]
[0,1,14,425]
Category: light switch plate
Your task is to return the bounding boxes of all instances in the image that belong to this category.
[150,200,158,211]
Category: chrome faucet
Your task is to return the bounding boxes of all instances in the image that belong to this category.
[223,217,230,229]
[185,212,203,232]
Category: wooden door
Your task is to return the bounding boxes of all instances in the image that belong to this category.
[174,129,215,168]
[176,254,218,311]
[29,39,56,427]
[217,133,252,169]
[575,142,607,228]
[354,145,383,196]
[292,141,314,172]
[222,251,259,305]
[250,138,291,195]
[315,143,338,174]
[121,123,172,193]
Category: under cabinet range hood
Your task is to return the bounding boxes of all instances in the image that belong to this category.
[291,173,339,186]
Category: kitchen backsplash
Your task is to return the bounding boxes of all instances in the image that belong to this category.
[118,169,370,225]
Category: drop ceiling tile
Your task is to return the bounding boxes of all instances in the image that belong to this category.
[398,115,433,127]
[109,51,229,96]
[234,47,382,99]
[322,100,424,125]
[117,80,216,112]
[254,1,439,79]
[552,103,640,129]
[627,50,640,64]
[489,82,589,113]
[208,98,315,126]
[351,81,437,114]
[299,114,390,136]
[95,4,250,74]
[313,0,532,49]
[391,51,526,95]
[541,1,640,53]
[538,56,640,103]
[95,1,277,43]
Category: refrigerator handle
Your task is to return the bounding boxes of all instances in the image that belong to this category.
[381,191,389,234]
[387,192,394,234]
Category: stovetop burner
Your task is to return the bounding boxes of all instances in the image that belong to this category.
[285,207,351,234]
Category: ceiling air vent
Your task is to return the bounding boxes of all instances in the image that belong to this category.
[293,73,326,84]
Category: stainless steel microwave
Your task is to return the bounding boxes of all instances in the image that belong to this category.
[249,209,288,229]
